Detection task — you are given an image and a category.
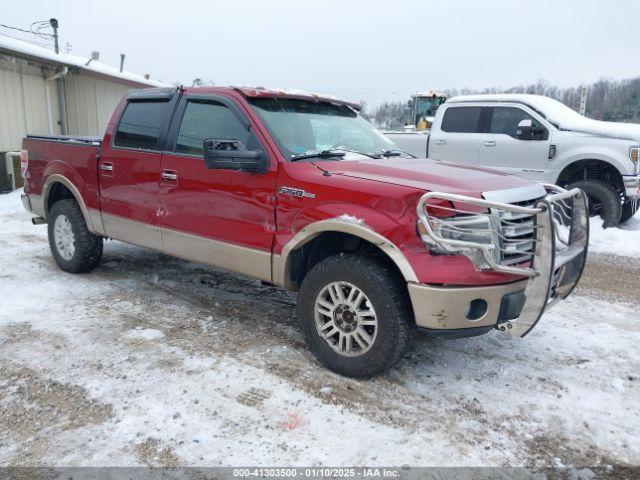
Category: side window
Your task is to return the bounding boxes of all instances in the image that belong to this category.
[114,101,169,150]
[175,101,250,155]
[440,107,482,133]
[489,107,543,137]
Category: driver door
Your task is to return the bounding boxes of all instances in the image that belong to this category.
[159,93,277,282]
[479,106,551,181]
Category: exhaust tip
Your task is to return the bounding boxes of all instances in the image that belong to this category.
[31,217,47,225]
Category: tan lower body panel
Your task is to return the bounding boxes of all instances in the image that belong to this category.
[408,279,528,330]
[162,228,272,283]
[101,213,162,251]
[100,213,271,282]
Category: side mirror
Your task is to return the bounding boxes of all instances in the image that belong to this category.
[515,124,547,141]
[203,139,266,173]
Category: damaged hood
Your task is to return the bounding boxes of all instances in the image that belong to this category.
[318,157,534,197]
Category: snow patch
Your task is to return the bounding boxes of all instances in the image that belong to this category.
[338,214,364,224]
[588,213,640,257]
[611,378,625,393]
[124,328,165,341]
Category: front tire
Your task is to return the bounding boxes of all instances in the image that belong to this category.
[568,180,621,228]
[297,253,414,378]
[48,199,103,273]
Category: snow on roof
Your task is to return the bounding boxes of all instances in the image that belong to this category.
[448,93,640,142]
[0,34,170,88]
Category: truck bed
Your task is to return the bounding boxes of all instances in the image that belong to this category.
[22,135,102,214]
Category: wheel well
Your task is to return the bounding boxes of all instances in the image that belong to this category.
[557,160,624,194]
[46,182,75,214]
[287,232,407,291]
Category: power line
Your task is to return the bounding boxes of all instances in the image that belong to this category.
[0,22,53,38]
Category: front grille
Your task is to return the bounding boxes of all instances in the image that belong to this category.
[493,196,544,266]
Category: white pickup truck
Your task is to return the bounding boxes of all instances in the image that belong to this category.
[386,94,640,227]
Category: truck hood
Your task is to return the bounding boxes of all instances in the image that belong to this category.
[561,119,640,142]
[316,157,534,197]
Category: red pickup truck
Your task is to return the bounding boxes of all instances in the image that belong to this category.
[21,86,589,377]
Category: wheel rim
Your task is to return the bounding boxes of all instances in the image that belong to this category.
[314,281,378,357]
[54,214,75,261]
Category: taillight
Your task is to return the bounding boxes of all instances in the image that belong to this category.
[20,149,28,177]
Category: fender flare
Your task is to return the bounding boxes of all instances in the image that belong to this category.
[43,174,104,235]
[553,153,629,184]
[272,218,419,290]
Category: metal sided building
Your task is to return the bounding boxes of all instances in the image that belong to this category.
[0,35,170,191]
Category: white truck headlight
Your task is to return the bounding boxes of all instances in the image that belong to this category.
[631,147,639,173]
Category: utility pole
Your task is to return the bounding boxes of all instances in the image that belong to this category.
[50,18,59,53]
[579,86,588,116]
[50,18,68,134]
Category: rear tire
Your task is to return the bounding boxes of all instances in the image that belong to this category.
[568,180,621,228]
[297,253,414,378]
[620,198,639,224]
[48,199,103,273]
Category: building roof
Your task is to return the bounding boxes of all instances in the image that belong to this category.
[0,34,170,88]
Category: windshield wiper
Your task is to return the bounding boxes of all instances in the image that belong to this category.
[375,149,415,158]
[290,147,380,162]
[290,150,347,162]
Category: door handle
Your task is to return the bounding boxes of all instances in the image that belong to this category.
[100,163,114,172]
[161,170,178,181]
[433,139,447,145]
[483,140,497,147]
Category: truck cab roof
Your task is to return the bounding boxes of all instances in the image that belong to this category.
[137,85,362,111]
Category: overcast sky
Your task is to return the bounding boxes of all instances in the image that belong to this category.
[4,0,640,106]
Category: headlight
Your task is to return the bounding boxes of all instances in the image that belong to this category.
[418,214,500,268]
[631,147,639,173]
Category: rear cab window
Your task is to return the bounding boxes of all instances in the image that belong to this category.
[440,107,482,133]
[114,100,170,150]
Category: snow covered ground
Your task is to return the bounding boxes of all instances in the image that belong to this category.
[0,188,639,468]
[589,214,640,257]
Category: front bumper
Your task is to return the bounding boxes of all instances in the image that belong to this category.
[412,185,589,338]
[409,279,528,331]
[623,174,640,198]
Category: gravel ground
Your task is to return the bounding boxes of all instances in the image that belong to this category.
[0,189,639,469]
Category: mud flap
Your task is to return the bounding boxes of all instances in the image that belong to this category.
[500,190,589,338]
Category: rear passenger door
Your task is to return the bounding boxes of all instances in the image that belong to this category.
[158,93,277,282]
[479,106,551,181]
[98,91,176,250]
[428,106,482,165]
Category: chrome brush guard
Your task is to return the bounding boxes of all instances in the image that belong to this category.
[416,184,589,337]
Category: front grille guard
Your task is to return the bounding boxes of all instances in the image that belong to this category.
[416,184,589,337]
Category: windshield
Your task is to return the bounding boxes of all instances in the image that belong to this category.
[248,98,398,161]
